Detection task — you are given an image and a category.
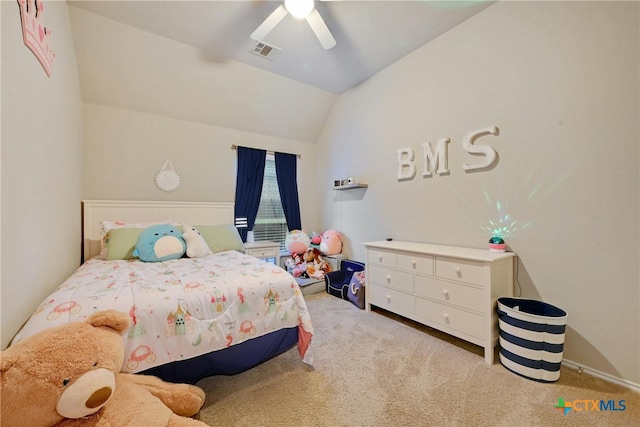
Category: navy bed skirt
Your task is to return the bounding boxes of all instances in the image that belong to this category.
[141,326,299,384]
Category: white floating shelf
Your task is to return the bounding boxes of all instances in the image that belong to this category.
[333,183,368,190]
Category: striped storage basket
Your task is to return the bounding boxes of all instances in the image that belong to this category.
[497,297,567,382]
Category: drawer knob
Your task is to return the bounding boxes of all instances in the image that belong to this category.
[442,313,450,322]
[378,255,383,262]
[454,267,462,276]
[412,260,417,267]
[386,275,391,282]
[387,295,391,303]
[442,289,449,298]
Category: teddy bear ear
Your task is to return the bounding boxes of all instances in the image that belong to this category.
[88,310,130,333]
[0,349,17,373]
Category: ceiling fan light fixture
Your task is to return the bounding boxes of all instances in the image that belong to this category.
[285,0,314,19]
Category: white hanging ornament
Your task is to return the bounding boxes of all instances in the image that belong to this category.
[155,160,181,192]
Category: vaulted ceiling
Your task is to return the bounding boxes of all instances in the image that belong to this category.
[67,1,493,141]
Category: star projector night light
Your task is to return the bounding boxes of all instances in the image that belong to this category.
[488,236,506,253]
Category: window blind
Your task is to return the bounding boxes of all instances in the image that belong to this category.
[253,155,287,250]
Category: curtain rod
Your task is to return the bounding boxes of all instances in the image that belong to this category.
[230,144,301,159]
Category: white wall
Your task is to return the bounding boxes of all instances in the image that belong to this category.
[82,103,321,233]
[317,1,639,386]
[68,6,337,144]
[74,5,326,236]
[1,0,83,349]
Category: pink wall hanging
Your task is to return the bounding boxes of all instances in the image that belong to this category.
[17,0,55,77]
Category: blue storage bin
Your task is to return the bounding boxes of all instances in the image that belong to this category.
[497,297,567,382]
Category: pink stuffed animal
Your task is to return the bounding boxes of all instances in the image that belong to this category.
[320,229,342,255]
[285,230,310,255]
[310,232,322,246]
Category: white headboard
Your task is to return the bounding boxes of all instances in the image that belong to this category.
[82,200,235,262]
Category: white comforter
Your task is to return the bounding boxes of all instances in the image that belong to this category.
[13,251,313,372]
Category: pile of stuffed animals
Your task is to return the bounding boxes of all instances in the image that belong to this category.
[284,229,343,280]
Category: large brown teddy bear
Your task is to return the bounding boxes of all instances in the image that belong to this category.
[1,310,208,427]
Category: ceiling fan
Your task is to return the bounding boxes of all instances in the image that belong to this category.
[251,0,336,50]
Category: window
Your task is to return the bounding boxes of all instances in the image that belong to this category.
[253,154,288,250]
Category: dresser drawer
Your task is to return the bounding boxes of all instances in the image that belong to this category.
[246,248,278,258]
[369,284,415,315]
[436,257,489,287]
[414,276,483,312]
[368,265,413,293]
[415,297,484,341]
[368,249,396,268]
[397,251,434,276]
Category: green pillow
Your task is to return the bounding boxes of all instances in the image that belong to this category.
[105,228,145,260]
[194,224,245,254]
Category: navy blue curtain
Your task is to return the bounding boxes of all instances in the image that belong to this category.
[234,147,266,242]
[275,152,302,231]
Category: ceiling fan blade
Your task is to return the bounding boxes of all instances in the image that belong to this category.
[305,8,336,50]
[251,4,288,41]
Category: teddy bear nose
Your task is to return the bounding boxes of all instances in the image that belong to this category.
[86,386,113,409]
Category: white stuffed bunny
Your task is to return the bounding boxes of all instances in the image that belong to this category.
[182,225,213,258]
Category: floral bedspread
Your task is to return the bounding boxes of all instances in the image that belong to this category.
[13,251,313,373]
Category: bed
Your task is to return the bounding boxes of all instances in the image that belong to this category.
[11,200,313,384]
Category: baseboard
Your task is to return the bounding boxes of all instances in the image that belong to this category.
[562,359,640,393]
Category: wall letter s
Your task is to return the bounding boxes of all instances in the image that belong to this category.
[462,126,500,171]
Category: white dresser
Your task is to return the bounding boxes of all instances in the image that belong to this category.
[364,241,515,364]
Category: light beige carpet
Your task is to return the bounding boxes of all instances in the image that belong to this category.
[196,293,639,426]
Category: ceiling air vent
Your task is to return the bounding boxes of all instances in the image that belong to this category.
[250,41,282,61]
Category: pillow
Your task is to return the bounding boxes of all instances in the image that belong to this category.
[182,225,213,258]
[194,224,245,254]
[99,221,170,259]
[133,224,186,262]
[104,228,145,260]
